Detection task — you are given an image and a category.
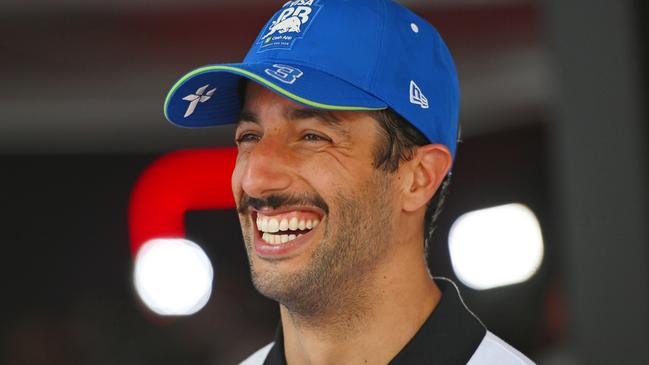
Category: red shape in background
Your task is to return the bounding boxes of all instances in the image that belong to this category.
[128,147,238,255]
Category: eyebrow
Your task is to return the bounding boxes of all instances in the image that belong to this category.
[237,108,350,136]
[238,110,258,126]
[289,108,341,126]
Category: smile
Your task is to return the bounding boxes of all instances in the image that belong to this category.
[256,211,321,245]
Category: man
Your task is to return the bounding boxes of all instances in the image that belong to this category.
[164,0,535,364]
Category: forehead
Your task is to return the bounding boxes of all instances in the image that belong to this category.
[239,82,379,133]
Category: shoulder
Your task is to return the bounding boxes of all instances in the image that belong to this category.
[238,342,274,365]
[467,331,535,365]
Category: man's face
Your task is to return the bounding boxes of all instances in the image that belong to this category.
[232,83,399,315]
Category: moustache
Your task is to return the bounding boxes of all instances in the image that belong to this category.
[238,193,329,215]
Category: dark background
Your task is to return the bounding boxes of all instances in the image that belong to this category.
[1,1,647,364]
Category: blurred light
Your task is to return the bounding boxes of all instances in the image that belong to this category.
[134,238,213,315]
[448,203,543,290]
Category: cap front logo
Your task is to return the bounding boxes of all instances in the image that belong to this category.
[182,84,216,118]
[257,0,323,52]
[262,15,303,40]
[409,80,429,109]
[265,64,304,85]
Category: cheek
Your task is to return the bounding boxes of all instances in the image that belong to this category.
[231,157,246,202]
[300,155,374,192]
[297,160,343,191]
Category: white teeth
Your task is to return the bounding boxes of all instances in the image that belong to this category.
[261,232,301,245]
[256,213,322,235]
[267,218,279,233]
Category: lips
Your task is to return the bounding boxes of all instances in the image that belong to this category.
[251,208,324,258]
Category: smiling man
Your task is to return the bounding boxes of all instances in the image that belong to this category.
[163,0,534,364]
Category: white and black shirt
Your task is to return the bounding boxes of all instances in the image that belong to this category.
[240,278,535,364]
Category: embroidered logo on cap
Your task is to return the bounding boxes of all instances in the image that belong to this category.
[409,80,429,109]
[257,0,323,52]
[182,84,216,118]
[265,64,304,84]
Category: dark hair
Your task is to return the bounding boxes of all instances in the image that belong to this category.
[370,108,454,256]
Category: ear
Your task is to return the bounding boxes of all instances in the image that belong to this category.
[400,144,452,213]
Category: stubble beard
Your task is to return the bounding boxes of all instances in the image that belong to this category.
[241,174,395,321]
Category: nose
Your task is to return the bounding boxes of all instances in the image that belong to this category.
[238,135,293,199]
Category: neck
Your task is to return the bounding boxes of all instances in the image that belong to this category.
[280,239,441,365]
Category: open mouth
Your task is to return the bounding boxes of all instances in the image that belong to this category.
[254,209,323,245]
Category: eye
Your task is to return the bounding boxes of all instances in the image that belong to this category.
[235,132,260,145]
[302,133,330,142]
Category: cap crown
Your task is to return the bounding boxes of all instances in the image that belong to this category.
[244,0,459,157]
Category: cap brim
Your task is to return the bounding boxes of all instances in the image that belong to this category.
[164,63,387,128]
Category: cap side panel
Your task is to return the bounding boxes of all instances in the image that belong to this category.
[369,0,388,93]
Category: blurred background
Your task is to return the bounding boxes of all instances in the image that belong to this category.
[1,0,648,364]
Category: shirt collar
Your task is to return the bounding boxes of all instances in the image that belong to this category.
[264,278,486,365]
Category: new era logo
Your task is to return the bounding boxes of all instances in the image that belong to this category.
[409,80,429,109]
[182,84,216,118]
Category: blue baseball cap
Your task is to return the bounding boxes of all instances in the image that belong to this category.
[164,0,459,158]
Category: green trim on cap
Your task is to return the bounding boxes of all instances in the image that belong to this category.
[163,65,385,121]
